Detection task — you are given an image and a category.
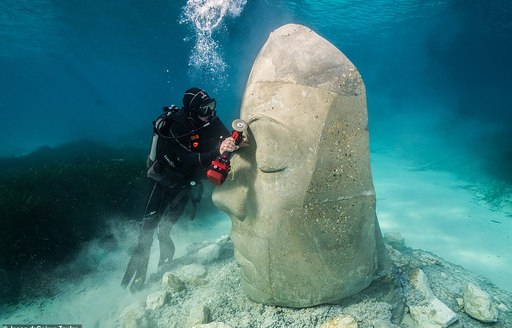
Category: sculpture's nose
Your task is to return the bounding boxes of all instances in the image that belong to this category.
[212,155,250,221]
[212,182,248,221]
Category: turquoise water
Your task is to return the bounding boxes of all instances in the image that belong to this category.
[1,0,511,177]
[1,0,511,323]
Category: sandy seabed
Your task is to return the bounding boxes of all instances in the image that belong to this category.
[1,154,511,327]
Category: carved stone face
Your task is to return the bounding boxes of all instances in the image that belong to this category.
[212,24,386,307]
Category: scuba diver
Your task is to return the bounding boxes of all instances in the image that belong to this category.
[121,87,238,292]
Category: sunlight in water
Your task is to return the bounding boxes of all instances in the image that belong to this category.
[180,0,247,88]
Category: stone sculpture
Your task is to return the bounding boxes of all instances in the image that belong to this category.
[213,24,388,307]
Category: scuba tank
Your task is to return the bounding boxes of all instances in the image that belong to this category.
[146,105,183,184]
[147,105,179,168]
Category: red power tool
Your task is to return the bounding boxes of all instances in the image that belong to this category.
[207,119,248,186]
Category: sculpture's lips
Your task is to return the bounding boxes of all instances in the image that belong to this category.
[228,212,246,222]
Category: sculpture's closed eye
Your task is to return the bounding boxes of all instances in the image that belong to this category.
[258,163,287,173]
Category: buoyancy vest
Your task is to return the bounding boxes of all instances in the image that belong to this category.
[146,106,213,187]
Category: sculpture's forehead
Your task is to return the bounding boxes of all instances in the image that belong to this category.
[241,83,337,139]
[245,111,321,156]
[247,114,288,130]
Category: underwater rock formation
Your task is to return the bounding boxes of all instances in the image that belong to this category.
[115,235,512,327]
[213,23,388,307]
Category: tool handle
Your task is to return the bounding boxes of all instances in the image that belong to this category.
[231,130,243,146]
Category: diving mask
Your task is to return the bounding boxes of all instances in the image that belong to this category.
[198,99,216,117]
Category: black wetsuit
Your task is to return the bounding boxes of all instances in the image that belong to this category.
[156,112,230,180]
[122,110,229,292]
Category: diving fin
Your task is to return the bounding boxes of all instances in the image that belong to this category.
[121,240,152,293]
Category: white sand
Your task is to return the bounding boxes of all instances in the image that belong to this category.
[373,153,512,292]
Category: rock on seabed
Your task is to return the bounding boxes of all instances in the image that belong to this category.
[463,282,499,323]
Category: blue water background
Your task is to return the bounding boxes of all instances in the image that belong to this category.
[1,0,511,182]
[1,0,512,295]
